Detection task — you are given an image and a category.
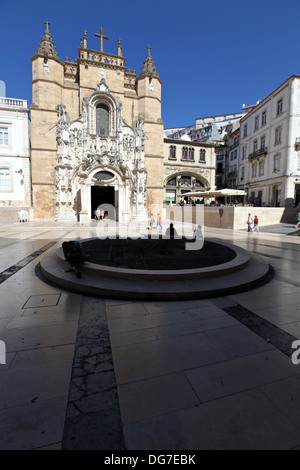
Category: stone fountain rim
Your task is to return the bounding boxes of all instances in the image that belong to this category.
[57,237,250,280]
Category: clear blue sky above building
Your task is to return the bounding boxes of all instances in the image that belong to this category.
[1,0,299,129]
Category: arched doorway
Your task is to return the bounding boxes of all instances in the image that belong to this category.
[165,173,208,204]
[91,186,115,219]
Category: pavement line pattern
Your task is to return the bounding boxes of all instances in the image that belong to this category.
[223,304,299,358]
[61,296,126,450]
[0,241,58,284]
[0,230,57,249]
[0,230,74,285]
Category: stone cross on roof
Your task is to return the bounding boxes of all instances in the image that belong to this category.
[36,19,58,59]
[94,27,109,52]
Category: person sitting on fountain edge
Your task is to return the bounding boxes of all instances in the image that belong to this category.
[62,240,91,279]
[193,225,204,238]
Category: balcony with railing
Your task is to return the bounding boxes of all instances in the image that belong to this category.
[229,141,239,150]
[248,146,268,160]
[0,97,28,108]
[227,170,237,177]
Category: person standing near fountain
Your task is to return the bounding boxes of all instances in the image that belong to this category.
[193,225,204,239]
[246,213,253,232]
[165,223,177,239]
[253,215,259,232]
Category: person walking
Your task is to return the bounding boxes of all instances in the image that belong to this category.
[149,213,156,229]
[156,213,163,230]
[253,215,259,232]
[247,213,253,232]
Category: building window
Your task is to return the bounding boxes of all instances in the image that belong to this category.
[242,145,246,160]
[254,116,259,130]
[188,148,194,160]
[0,127,9,146]
[241,166,245,180]
[165,189,176,203]
[199,149,206,162]
[167,177,176,186]
[277,98,283,116]
[259,159,265,176]
[274,154,281,172]
[234,149,237,159]
[243,124,248,137]
[195,178,204,187]
[252,162,257,178]
[261,136,266,150]
[181,147,188,160]
[262,110,267,126]
[181,176,191,185]
[169,145,176,159]
[96,103,109,136]
[0,167,11,190]
[230,151,234,161]
[253,139,258,152]
[275,127,282,145]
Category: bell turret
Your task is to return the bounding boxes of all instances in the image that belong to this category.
[138,46,160,80]
[36,20,59,60]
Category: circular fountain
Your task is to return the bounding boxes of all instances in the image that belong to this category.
[40,235,270,300]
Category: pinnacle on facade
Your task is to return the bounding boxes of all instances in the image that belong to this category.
[139,46,160,79]
[36,20,59,59]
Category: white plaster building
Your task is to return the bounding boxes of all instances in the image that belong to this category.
[0,97,31,219]
[237,75,300,207]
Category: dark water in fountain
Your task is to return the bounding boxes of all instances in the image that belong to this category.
[82,237,236,270]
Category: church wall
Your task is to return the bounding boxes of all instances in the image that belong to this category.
[31,111,57,151]
[62,84,79,121]
[32,58,64,109]
[31,145,56,219]
[79,65,125,100]
[32,182,56,219]
[120,96,138,128]
[32,58,64,85]
[31,150,56,182]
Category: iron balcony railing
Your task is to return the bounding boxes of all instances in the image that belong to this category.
[248,146,268,160]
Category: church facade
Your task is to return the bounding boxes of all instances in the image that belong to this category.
[31,22,215,222]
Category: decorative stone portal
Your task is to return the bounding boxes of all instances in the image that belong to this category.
[54,79,147,223]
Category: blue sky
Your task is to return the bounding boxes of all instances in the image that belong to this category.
[1,0,300,129]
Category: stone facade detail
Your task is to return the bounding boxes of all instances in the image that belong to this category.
[54,80,147,221]
[30,22,164,221]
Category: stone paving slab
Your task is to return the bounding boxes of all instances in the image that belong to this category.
[122,388,300,450]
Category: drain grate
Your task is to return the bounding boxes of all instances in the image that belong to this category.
[22,293,61,309]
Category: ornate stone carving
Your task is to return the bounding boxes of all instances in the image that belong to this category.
[55,82,147,221]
